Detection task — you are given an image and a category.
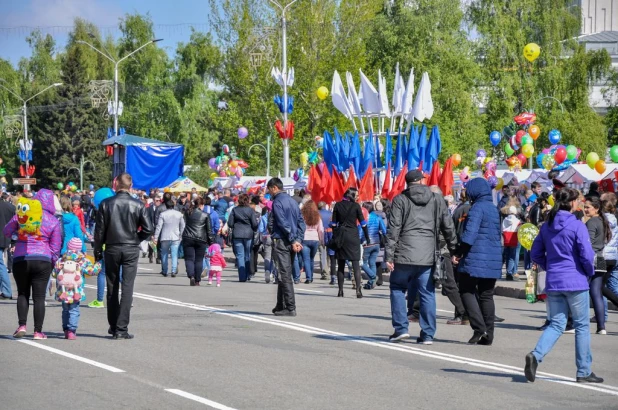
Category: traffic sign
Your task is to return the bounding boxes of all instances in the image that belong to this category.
[13,178,37,185]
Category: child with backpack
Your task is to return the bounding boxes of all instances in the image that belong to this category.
[52,238,100,340]
[207,243,227,287]
[502,205,522,281]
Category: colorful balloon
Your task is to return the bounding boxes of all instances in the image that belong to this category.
[522,144,535,158]
[521,135,533,146]
[518,223,540,250]
[237,127,248,139]
[208,158,217,169]
[459,172,470,183]
[548,195,554,207]
[610,146,618,163]
[542,155,555,171]
[509,135,520,151]
[93,188,114,209]
[515,130,526,146]
[316,86,329,100]
[487,176,498,189]
[595,159,607,174]
[586,152,600,169]
[554,147,567,164]
[548,129,561,144]
[536,153,545,167]
[300,152,309,167]
[222,144,230,154]
[505,144,515,156]
[451,153,462,167]
[523,43,541,62]
[528,125,540,140]
[489,131,501,147]
[476,149,487,158]
[229,160,238,168]
[495,177,504,191]
[566,145,578,161]
[517,153,527,166]
[57,182,64,190]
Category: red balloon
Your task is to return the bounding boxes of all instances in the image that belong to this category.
[515,130,526,145]
[517,153,527,166]
[554,147,567,164]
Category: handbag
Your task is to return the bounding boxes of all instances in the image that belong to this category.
[431,195,447,285]
[327,226,344,250]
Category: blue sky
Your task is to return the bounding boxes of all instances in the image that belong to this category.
[0,0,213,67]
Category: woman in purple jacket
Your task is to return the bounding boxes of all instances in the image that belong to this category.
[526,188,602,384]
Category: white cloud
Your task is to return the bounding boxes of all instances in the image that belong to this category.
[1,0,122,28]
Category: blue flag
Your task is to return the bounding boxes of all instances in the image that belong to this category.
[360,131,375,179]
[374,133,382,169]
[335,128,348,172]
[384,130,393,168]
[349,132,362,174]
[425,125,442,172]
[323,130,338,173]
[418,125,428,172]
[407,126,420,170]
[394,130,403,175]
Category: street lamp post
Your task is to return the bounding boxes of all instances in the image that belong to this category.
[0,80,62,189]
[77,38,163,136]
[270,0,297,178]
[66,154,96,191]
[248,134,272,177]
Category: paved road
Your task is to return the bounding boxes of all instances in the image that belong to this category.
[2,252,618,409]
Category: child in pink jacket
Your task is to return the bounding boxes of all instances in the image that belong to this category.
[207,244,227,287]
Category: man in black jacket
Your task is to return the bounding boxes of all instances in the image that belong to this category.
[94,173,153,339]
[0,195,15,299]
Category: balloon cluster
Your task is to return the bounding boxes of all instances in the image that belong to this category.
[474,149,500,188]
[295,151,319,181]
[57,181,78,192]
[536,144,581,171]
[207,145,249,185]
[586,151,605,174]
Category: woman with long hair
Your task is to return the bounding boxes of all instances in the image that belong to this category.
[182,197,214,286]
[300,200,323,283]
[227,194,258,282]
[527,188,602,383]
[584,196,611,334]
[331,188,369,298]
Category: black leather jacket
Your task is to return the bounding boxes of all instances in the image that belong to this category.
[182,208,214,245]
[94,191,154,259]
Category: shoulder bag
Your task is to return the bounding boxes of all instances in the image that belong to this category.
[431,195,447,285]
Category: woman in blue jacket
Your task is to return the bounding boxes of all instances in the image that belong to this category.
[453,178,502,345]
[60,196,86,255]
[526,188,602,384]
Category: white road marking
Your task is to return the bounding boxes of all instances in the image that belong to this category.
[165,389,237,409]
[295,288,324,293]
[139,267,154,271]
[97,287,618,397]
[16,339,125,373]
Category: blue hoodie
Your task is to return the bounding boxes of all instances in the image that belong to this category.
[457,178,502,278]
[531,210,595,292]
[61,212,86,255]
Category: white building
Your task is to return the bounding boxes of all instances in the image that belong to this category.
[577,0,618,35]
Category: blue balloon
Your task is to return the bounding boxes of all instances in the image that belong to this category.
[93,187,115,210]
[489,131,501,147]
[548,129,561,144]
[89,184,95,191]
[536,153,545,167]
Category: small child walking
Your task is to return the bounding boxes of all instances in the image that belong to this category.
[52,238,100,340]
[207,244,227,287]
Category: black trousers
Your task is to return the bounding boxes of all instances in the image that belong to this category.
[105,246,139,334]
[13,260,52,332]
[250,244,260,275]
[441,256,466,318]
[183,238,207,282]
[273,238,296,312]
[459,272,496,341]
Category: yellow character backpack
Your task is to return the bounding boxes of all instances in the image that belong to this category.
[16,197,43,240]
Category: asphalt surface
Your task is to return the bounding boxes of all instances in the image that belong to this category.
[2,251,618,409]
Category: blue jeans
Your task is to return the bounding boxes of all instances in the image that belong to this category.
[161,240,180,275]
[503,247,517,275]
[301,240,319,281]
[523,249,531,270]
[293,253,300,282]
[97,257,106,302]
[389,264,436,340]
[361,244,380,284]
[532,290,592,378]
[233,238,252,282]
[607,264,618,294]
[62,301,81,332]
[0,247,12,297]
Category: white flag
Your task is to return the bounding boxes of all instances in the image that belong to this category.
[392,63,405,114]
[331,71,352,119]
[271,67,284,87]
[287,67,295,87]
[401,68,414,115]
[346,71,362,116]
[378,70,391,117]
[359,69,381,114]
[411,72,433,122]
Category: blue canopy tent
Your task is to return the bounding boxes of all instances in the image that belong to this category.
[102,134,184,190]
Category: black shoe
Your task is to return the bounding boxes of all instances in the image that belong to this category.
[160,271,167,277]
[468,332,488,344]
[108,327,115,335]
[329,277,337,285]
[171,272,177,278]
[293,280,300,285]
[273,309,296,317]
[149,257,153,264]
[0,293,12,300]
[538,320,550,331]
[376,272,383,286]
[356,287,363,298]
[272,306,284,314]
[337,290,344,297]
[494,315,505,323]
[112,333,134,340]
[577,372,604,383]
[141,252,147,258]
[525,352,538,382]
[190,278,196,286]
[320,274,328,280]
[304,279,313,284]
[156,259,161,264]
[388,332,410,342]
[505,275,514,281]
[477,337,493,346]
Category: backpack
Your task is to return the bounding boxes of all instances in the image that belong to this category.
[56,260,83,304]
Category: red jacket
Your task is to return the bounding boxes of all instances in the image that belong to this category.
[73,206,86,233]
[209,253,227,270]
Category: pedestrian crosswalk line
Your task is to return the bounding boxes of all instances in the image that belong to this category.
[165,389,237,409]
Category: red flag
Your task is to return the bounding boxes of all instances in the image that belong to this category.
[600,178,615,193]
[308,165,322,203]
[330,165,345,202]
[388,162,408,200]
[438,158,454,196]
[320,166,332,204]
[381,163,392,198]
[344,166,358,192]
[427,160,442,187]
[359,164,375,202]
[418,160,423,171]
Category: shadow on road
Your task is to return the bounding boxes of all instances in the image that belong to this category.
[442,368,527,383]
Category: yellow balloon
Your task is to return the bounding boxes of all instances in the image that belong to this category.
[316,86,329,100]
[522,144,535,158]
[523,43,540,62]
[210,172,218,180]
[300,152,308,167]
[495,177,504,191]
[548,195,554,207]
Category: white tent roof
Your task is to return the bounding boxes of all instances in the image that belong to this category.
[495,169,533,185]
[559,164,618,184]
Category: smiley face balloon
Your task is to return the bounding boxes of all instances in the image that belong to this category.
[523,43,540,62]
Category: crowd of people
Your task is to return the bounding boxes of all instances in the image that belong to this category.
[1,170,614,384]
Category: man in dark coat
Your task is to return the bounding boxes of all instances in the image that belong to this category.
[0,194,15,299]
[385,170,458,344]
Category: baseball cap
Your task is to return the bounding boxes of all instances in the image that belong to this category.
[405,169,424,184]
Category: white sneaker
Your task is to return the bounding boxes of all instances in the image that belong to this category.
[216,284,221,287]
[597,329,607,335]
[207,281,212,286]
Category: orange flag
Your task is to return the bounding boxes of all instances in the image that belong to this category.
[308,165,322,203]
[344,166,358,192]
[438,158,454,196]
[381,163,392,198]
[388,162,408,200]
[359,164,375,201]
